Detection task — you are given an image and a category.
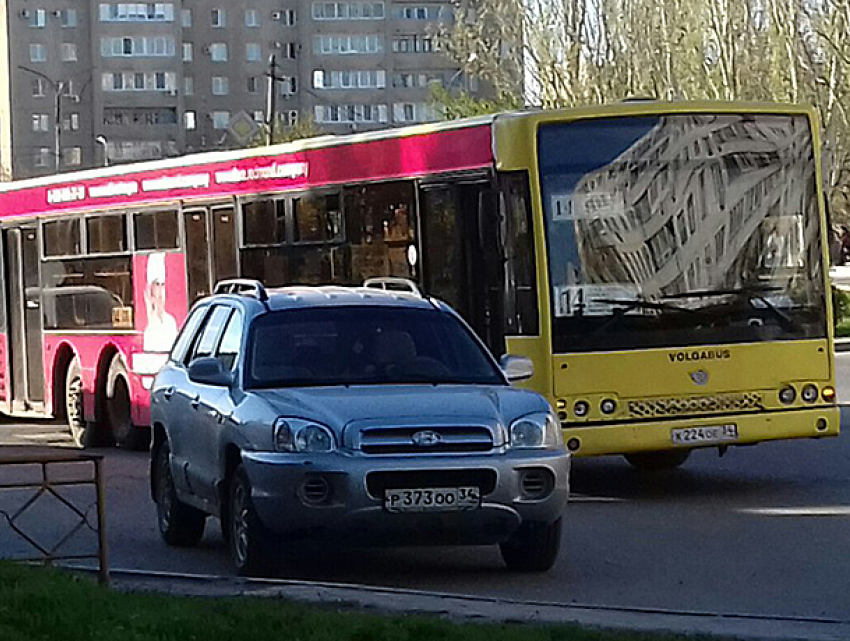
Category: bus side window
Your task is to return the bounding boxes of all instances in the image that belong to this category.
[500,172,539,336]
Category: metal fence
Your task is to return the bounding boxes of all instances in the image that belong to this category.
[0,447,108,584]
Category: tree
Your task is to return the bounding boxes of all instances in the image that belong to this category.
[433,0,850,222]
[249,114,325,147]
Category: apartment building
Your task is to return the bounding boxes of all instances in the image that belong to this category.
[0,0,480,179]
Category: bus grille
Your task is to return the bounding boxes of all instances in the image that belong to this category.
[628,392,764,418]
[359,426,494,455]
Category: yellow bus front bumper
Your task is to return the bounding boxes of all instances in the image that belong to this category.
[564,406,840,457]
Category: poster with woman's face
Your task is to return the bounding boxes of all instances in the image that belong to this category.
[133,252,188,353]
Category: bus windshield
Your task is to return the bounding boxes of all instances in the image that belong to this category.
[538,113,827,353]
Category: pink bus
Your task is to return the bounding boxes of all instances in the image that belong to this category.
[0,117,506,448]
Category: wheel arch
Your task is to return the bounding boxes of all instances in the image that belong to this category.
[49,341,78,419]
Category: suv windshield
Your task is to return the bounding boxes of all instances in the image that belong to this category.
[539,113,827,353]
[246,306,505,387]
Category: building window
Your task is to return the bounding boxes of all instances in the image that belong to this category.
[314,34,383,55]
[184,76,194,95]
[185,111,196,130]
[34,147,51,167]
[246,43,261,61]
[286,110,298,126]
[312,2,384,20]
[134,73,145,89]
[212,76,229,95]
[62,43,78,62]
[211,8,225,27]
[62,9,78,27]
[31,9,47,27]
[183,43,193,61]
[181,8,191,26]
[212,111,230,129]
[209,43,227,61]
[32,78,46,97]
[245,8,259,26]
[63,113,80,131]
[247,76,259,93]
[99,3,175,22]
[281,42,297,59]
[314,69,386,89]
[63,147,82,166]
[29,44,47,62]
[280,77,297,95]
[252,110,264,122]
[32,113,49,132]
[314,103,387,124]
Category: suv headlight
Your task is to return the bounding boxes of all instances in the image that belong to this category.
[509,412,562,449]
[274,418,337,453]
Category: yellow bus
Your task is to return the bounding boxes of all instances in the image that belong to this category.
[500,101,839,468]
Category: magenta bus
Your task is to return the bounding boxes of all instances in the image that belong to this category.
[0,117,504,448]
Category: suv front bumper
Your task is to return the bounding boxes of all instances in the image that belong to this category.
[242,449,570,545]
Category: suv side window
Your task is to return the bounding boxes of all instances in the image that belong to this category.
[215,309,244,370]
[170,305,208,363]
[185,306,232,365]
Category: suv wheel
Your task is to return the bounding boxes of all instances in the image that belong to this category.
[228,465,278,576]
[153,440,206,546]
[499,517,562,572]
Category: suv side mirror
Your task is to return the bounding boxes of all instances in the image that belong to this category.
[188,356,234,387]
[499,354,534,383]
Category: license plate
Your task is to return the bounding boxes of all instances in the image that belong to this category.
[384,487,480,513]
[671,424,739,446]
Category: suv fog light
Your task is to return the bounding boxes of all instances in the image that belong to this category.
[301,476,332,505]
[600,398,617,414]
[801,385,818,403]
[573,401,589,417]
[778,386,796,404]
[519,468,554,499]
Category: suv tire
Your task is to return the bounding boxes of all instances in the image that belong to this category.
[499,517,562,572]
[228,465,279,577]
[153,440,206,546]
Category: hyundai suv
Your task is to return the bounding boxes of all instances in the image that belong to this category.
[150,279,569,575]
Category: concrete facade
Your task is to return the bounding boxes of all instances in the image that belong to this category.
[1,0,477,178]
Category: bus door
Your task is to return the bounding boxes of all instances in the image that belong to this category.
[419,180,505,353]
[4,225,45,412]
[183,205,238,303]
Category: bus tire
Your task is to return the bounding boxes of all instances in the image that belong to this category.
[152,439,206,547]
[499,517,562,572]
[624,449,691,472]
[106,359,149,451]
[65,358,96,448]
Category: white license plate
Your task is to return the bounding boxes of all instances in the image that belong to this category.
[384,487,480,513]
[671,424,739,446]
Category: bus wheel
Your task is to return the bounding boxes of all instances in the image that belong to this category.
[65,359,95,448]
[106,368,149,451]
[624,450,690,472]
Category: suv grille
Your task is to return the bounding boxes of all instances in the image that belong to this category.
[628,392,764,418]
[366,469,498,498]
[359,425,494,455]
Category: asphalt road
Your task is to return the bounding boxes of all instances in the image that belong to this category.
[2,359,850,626]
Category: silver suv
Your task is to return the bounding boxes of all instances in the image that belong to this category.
[150,280,569,575]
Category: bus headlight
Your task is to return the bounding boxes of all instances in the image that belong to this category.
[510,412,561,449]
[801,385,818,403]
[274,418,336,453]
[600,398,617,414]
[778,386,796,405]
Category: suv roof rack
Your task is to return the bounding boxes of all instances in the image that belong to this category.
[363,277,422,297]
[214,279,269,301]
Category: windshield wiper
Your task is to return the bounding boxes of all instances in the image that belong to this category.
[662,286,799,332]
[586,298,706,336]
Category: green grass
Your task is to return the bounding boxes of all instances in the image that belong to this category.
[0,562,721,641]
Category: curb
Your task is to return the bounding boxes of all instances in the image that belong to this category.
[836,339,850,352]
